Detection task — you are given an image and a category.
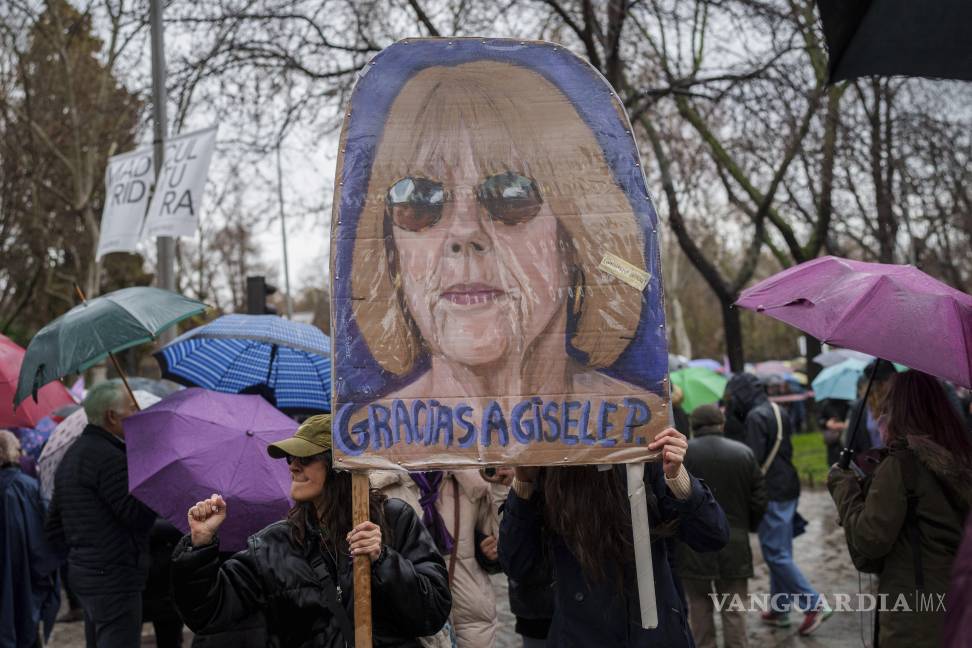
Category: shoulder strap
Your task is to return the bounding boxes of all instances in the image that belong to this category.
[761,403,784,475]
[898,450,924,591]
[309,536,354,647]
[449,477,459,586]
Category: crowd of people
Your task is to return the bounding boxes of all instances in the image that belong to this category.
[2,365,972,648]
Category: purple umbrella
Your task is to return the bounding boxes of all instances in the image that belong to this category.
[688,358,724,373]
[124,388,298,551]
[736,256,972,388]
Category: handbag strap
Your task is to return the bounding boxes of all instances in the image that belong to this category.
[448,477,460,586]
[761,402,784,475]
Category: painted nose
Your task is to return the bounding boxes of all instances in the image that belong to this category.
[442,197,492,256]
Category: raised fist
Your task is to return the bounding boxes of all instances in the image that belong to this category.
[187,493,227,547]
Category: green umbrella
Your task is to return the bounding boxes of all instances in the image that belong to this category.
[670,367,728,414]
[15,287,206,407]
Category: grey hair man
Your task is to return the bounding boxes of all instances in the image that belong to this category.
[0,428,22,466]
[83,379,136,439]
[2,428,61,644]
[46,379,156,648]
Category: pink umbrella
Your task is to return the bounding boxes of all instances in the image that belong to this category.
[0,334,75,428]
[754,361,792,376]
[736,256,972,388]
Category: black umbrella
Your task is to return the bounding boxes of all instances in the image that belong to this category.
[817,0,972,83]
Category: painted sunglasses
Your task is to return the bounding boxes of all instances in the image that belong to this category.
[386,172,543,232]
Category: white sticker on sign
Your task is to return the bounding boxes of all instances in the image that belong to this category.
[599,252,651,291]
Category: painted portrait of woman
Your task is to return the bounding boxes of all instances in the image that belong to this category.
[331,40,669,469]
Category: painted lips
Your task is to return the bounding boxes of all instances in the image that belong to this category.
[440,283,505,305]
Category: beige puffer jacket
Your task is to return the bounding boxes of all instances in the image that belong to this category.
[371,469,502,648]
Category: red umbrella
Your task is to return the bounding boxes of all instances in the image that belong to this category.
[0,334,75,428]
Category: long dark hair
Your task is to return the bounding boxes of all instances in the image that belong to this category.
[886,370,972,467]
[286,452,388,550]
[543,465,633,583]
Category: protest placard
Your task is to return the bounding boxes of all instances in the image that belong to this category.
[95,147,154,259]
[143,125,217,239]
[330,39,670,471]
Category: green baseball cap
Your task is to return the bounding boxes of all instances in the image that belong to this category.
[267,414,333,459]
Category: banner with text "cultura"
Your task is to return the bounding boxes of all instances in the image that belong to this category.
[142,125,217,239]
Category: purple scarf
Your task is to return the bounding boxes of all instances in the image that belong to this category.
[409,471,454,555]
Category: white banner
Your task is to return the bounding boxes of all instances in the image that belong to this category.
[143,125,217,239]
[95,147,154,260]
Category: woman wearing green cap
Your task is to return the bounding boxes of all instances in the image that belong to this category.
[169,415,452,647]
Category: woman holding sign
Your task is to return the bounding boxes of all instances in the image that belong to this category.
[169,415,452,647]
[499,428,729,647]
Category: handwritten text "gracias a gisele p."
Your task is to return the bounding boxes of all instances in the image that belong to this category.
[333,397,655,456]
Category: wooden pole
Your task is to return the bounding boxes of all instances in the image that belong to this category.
[73,284,140,412]
[352,471,373,647]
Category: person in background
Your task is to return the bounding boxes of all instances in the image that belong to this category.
[171,415,451,647]
[142,519,185,648]
[829,370,971,647]
[678,405,767,648]
[724,373,830,635]
[499,427,729,647]
[46,380,156,648]
[483,467,553,648]
[1,429,60,648]
[844,360,896,456]
[671,386,692,438]
[816,398,849,467]
[370,466,503,647]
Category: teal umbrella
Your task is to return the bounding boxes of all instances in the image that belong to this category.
[670,367,729,414]
[14,287,206,407]
[810,357,869,401]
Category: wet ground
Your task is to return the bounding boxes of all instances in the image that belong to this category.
[47,488,871,647]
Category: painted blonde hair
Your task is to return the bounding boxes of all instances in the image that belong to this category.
[346,60,648,376]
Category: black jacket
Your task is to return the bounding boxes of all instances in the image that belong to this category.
[45,424,156,595]
[676,433,767,581]
[170,497,451,648]
[499,463,729,648]
[726,374,800,502]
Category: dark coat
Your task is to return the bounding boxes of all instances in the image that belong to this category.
[944,514,972,647]
[45,425,156,596]
[1,467,60,648]
[676,433,767,581]
[498,463,729,648]
[726,374,800,502]
[170,497,451,648]
[829,436,971,648]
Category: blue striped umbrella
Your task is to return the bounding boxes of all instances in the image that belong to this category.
[155,314,330,414]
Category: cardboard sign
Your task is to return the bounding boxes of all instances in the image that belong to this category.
[330,39,670,470]
[96,147,154,259]
[143,126,217,239]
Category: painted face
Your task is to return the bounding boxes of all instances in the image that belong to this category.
[287,455,327,502]
[390,131,569,367]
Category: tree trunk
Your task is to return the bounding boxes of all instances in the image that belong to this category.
[722,300,744,372]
